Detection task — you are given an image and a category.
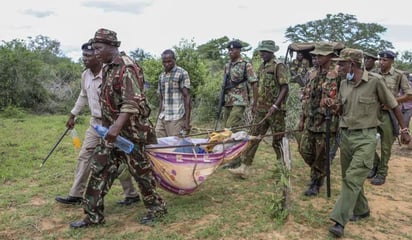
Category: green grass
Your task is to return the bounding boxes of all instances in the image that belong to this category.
[0,114,411,239]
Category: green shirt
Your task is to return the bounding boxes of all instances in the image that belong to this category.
[373,67,412,97]
[338,71,398,129]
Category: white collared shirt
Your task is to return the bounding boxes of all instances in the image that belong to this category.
[70,68,102,120]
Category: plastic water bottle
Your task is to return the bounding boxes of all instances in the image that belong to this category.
[93,125,134,153]
[71,128,81,149]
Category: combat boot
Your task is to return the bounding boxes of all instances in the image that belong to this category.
[304,178,322,196]
[227,163,250,179]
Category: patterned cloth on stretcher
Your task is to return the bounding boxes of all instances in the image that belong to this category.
[145,131,251,195]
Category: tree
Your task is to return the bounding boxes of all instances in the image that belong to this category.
[129,48,153,62]
[173,38,207,99]
[395,51,412,73]
[0,37,81,113]
[0,39,46,109]
[285,13,394,51]
[197,36,253,71]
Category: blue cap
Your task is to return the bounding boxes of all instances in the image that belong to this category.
[378,50,396,59]
[227,40,242,49]
[81,40,94,51]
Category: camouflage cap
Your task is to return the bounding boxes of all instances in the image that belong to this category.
[363,49,378,59]
[310,42,336,56]
[227,40,242,49]
[378,50,396,59]
[256,40,279,53]
[332,48,363,64]
[91,28,121,47]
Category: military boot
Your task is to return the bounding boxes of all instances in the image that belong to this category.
[304,178,322,196]
[227,163,250,179]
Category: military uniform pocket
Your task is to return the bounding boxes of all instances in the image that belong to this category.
[358,97,376,116]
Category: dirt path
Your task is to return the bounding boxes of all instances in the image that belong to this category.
[324,144,411,239]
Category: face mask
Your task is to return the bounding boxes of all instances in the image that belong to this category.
[346,72,354,81]
[346,62,354,81]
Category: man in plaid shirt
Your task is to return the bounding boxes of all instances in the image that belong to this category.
[155,49,191,137]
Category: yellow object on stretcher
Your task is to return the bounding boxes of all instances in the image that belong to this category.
[205,129,232,152]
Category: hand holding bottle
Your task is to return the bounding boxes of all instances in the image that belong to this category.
[94,125,134,153]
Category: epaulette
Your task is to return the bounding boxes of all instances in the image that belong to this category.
[121,54,135,67]
[393,68,406,76]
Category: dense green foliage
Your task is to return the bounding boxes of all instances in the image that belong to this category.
[285,13,394,51]
[0,36,81,113]
[1,14,411,120]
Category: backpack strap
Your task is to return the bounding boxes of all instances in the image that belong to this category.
[119,55,145,91]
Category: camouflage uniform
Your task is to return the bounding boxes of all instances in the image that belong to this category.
[83,52,166,224]
[242,56,288,165]
[299,59,340,191]
[223,58,257,128]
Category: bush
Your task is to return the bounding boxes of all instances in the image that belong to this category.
[1,105,26,118]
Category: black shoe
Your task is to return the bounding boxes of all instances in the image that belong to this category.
[329,222,344,238]
[139,209,167,225]
[55,196,82,205]
[117,196,141,206]
[140,212,157,225]
[367,167,377,179]
[349,210,370,222]
[69,219,103,229]
[304,184,320,196]
[371,175,386,185]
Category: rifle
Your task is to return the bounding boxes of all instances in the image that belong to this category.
[40,127,70,167]
[325,107,331,198]
[214,62,249,130]
[214,72,229,130]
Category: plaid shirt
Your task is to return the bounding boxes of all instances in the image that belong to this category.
[158,65,190,120]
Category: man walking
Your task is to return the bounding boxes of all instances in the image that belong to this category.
[299,42,340,196]
[326,48,410,238]
[70,29,166,228]
[228,40,288,178]
[155,49,191,137]
[369,50,412,185]
[55,41,140,206]
[222,40,258,129]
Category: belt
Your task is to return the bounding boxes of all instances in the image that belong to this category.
[341,127,375,132]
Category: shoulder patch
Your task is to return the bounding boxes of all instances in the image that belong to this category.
[121,55,135,66]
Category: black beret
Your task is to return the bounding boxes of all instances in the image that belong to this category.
[378,50,396,59]
[227,40,242,49]
[81,42,93,51]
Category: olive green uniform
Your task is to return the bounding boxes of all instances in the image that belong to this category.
[372,67,412,176]
[330,71,398,226]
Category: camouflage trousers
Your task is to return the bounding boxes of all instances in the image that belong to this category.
[83,142,166,224]
[299,130,337,184]
[242,110,286,166]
